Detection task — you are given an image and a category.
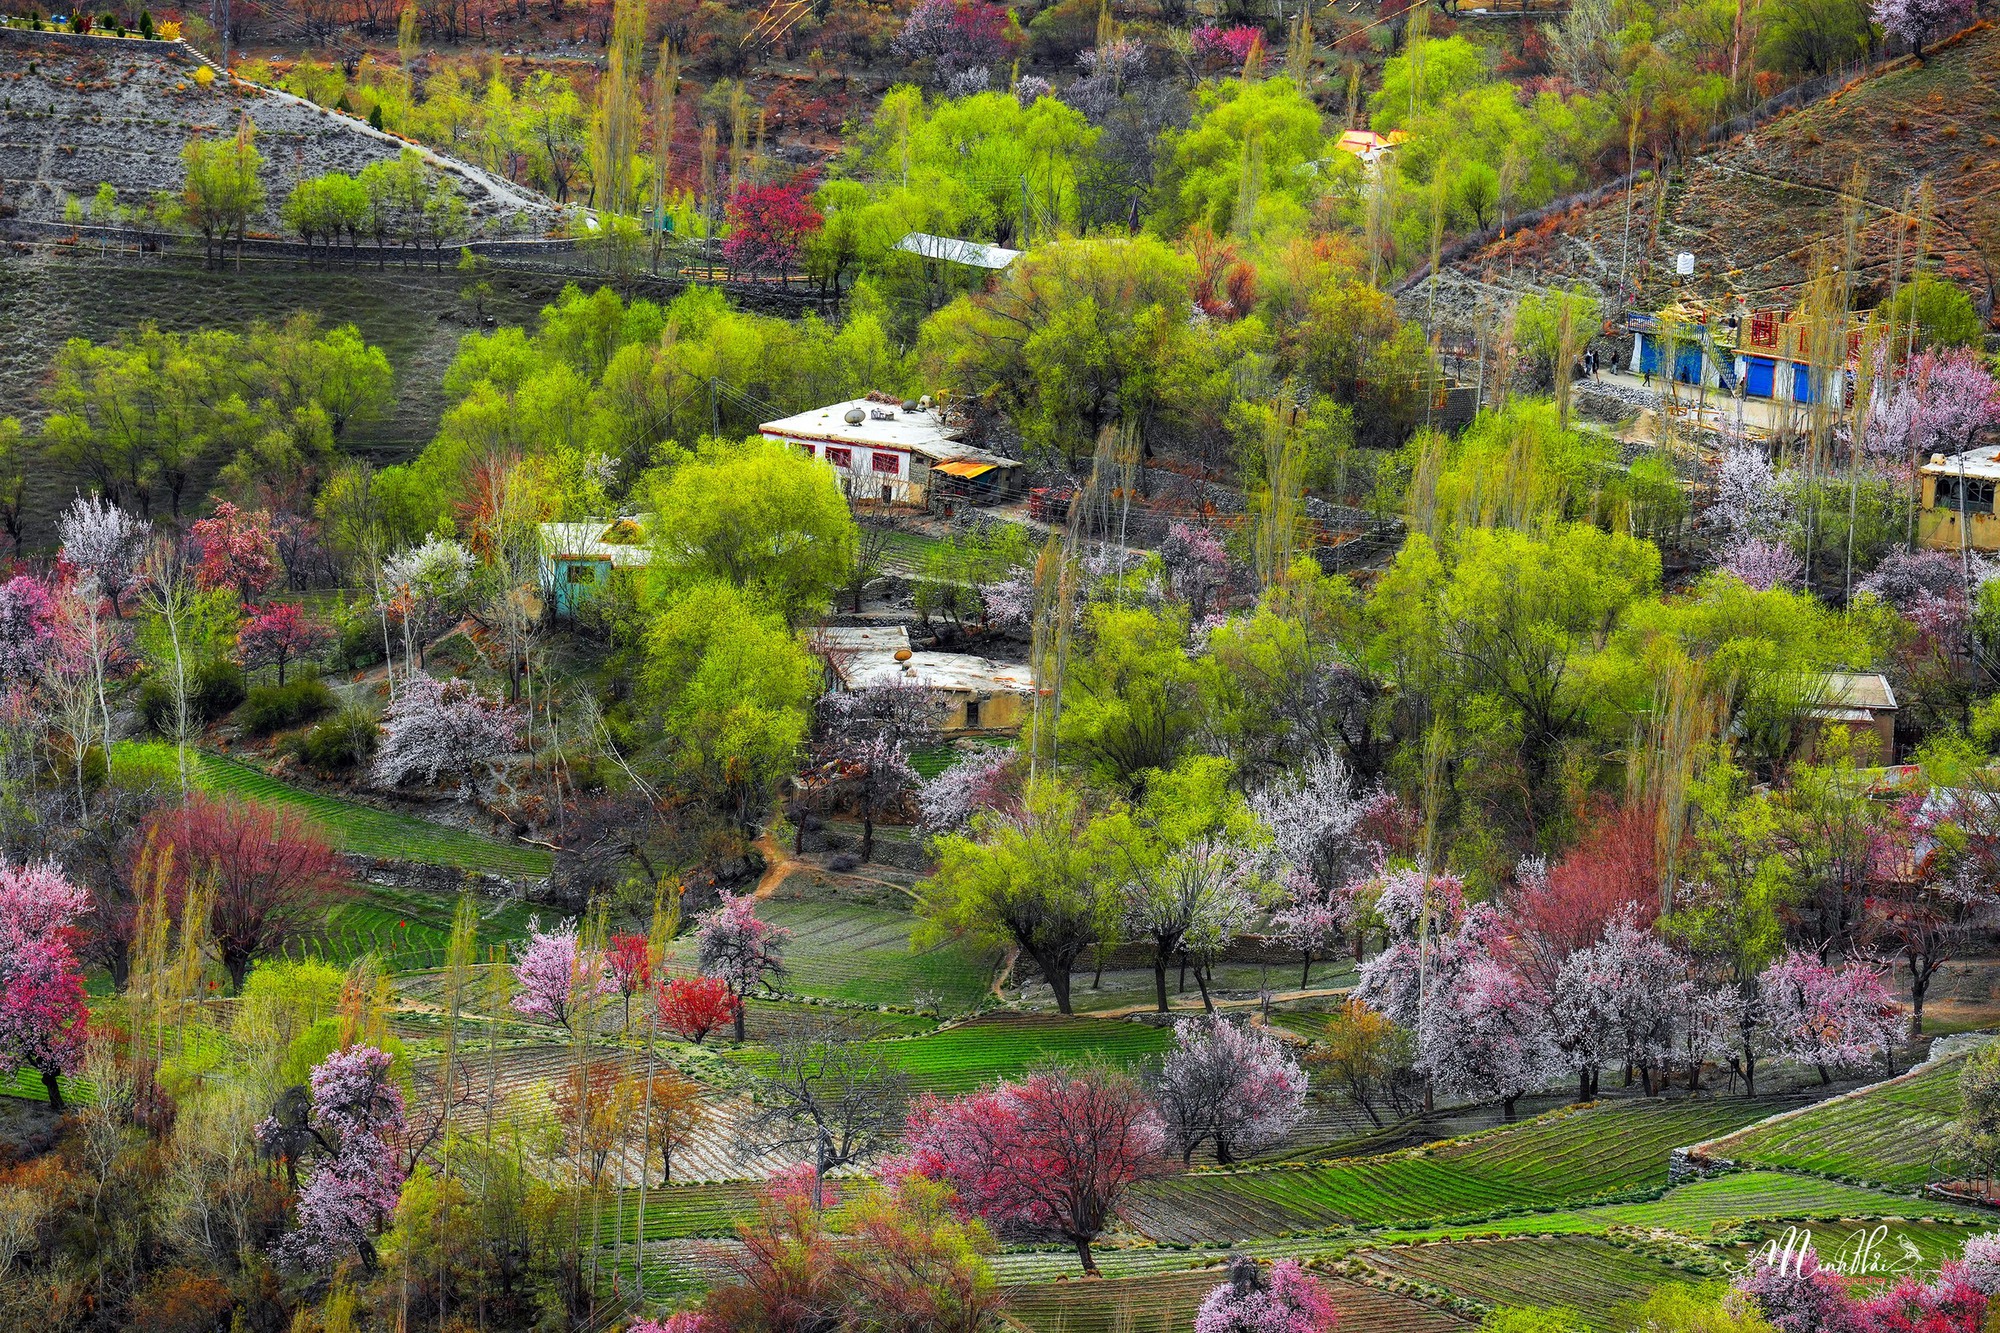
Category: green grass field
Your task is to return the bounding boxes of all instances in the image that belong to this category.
[998,1271,1474,1333]
[663,899,998,1012]
[114,744,552,876]
[865,1012,1174,1093]
[1125,1098,1814,1243]
[1702,1050,1974,1188]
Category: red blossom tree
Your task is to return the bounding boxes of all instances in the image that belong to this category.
[896,1065,1176,1275]
[656,974,738,1046]
[0,862,92,1109]
[1509,800,1659,990]
[148,797,345,992]
[191,502,281,603]
[722,180,822,276]
[237,601,333,686]
[606,932,650,1030]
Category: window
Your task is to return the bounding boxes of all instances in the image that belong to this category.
[872,451,901,475]
[964,699,981,729]
[566,563,598,584]
[825,447,852,468]
[1936,475,1997,515]
[794,441,816,457]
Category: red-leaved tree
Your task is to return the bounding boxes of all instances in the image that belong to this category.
[148,797,345,991]
[191,502,281,603]
[722,181,822,276]
[656,974,737,1046]
[0,863,92,1110]
[896,1065,1175,1275]
[1510,800,1659,990]
[237,602,333,686]
[607,932,650,1031]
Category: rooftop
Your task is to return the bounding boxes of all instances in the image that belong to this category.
[839,649,1035,696]
[894,232,1022,270]
[1813,670,1898,719]
[761,397,965,453]
[1920,444,2000,481]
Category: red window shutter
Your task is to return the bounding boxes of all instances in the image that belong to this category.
[826,447,852,468]
[872,451,900,474]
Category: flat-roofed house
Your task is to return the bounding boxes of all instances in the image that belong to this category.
[539,516,653,617]
[1919,446,2000,553]
[816,625,1033,735]
[760,396,1021,507]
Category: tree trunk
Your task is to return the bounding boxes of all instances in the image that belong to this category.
[1502,1093,1518,1120]
[1578,1069,1592,1104]
[1049,965,1074,1016]
[1911,966,1929,1035]
[860,810,874,862]
[1817,1063,1831,1087]
[1154,951,1170,1013]
[1194,965,1213,1012]
[1301,954,1314,988]
[1071,1234,1099,1276]
[39,1067,63,1112]
[733,998,747,1042]
[1215,1135,1234,1166]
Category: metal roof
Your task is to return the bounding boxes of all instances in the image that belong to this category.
[1920,444,2000,481]
[894,233,1023,270]
[538,517,654,565]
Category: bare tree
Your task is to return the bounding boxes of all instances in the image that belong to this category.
[744,1016,910,1209]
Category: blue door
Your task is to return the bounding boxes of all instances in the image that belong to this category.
[1793,362,1815,404]
[1638,334,1670,376]
[1674,345,1705,385]
[1745,357,1776,398]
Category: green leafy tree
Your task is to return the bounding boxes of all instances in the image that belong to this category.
[1152,77,1329,236]
[916,777,1122,1015]
[1057,603,1204,798]
[642,580,820,831]
[644,438,857,626]
[180,120,266,265]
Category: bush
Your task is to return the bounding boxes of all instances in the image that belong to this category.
[291,705,380,773]
[332,605,388,671]
[239,679,336,736]
[139,660,247,733]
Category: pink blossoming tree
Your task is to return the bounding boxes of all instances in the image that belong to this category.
[266,1045,408,1273]
[191,501,280,602]
[370,674,520,794]
[1153,1014,1307,1164]
[237,601,333,685]
[1195,1256,1341,1333]
[696,892,791,1042]
[895,1064,1174,1275]
[1759,951,1904,1085]
[1873,0,1974,55]
[511,921,614,1034]
[0,861,91,1109]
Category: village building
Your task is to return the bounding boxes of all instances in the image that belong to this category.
[760,394,1024,508]
[1805,671,1900,766]
[1626,302,1852,408]
[818,625,1034,735]
[1917,445,2000,554]
[537,516,653,617]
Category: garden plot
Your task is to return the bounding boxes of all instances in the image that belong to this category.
[1123,1097,1812,1243]
[1700,1047,1976,1188]
[830,1011,1173,1094]
[1355,1236,1693,1325]
[1000,1270,1468,1333]
[659,899,999,1012]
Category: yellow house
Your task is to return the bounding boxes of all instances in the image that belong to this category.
[1917,446,2000,553]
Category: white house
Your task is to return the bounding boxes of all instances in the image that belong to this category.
[760,395,1021,507]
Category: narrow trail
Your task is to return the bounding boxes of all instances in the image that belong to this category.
[1056,983,1353,1022]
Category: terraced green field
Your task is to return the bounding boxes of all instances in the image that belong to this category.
[663,899,999,1012]
[1357,1236,1692,1325]
[1124,1098,1813,1243]
[300,884,543,970]
[114,744,553,876]
[1000,1271,1469,1333]
[1703,1050,1973,1188]
[866,1012,1175,1093]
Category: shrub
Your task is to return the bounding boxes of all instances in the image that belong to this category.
[240,679,336,736]
[332,605,388,670]
[139,660,247,733]
[291,705,379,773]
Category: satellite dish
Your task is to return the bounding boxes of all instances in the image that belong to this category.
[843,407,866,425]
[901,399,920,412]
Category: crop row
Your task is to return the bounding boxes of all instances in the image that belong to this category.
[1704,1050,1974,1188]
[1356,1236,1690,1324]
[1126,1097,1807,1242]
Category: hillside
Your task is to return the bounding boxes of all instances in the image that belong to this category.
[1424,23,2000,334]
[0,28,555,232]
